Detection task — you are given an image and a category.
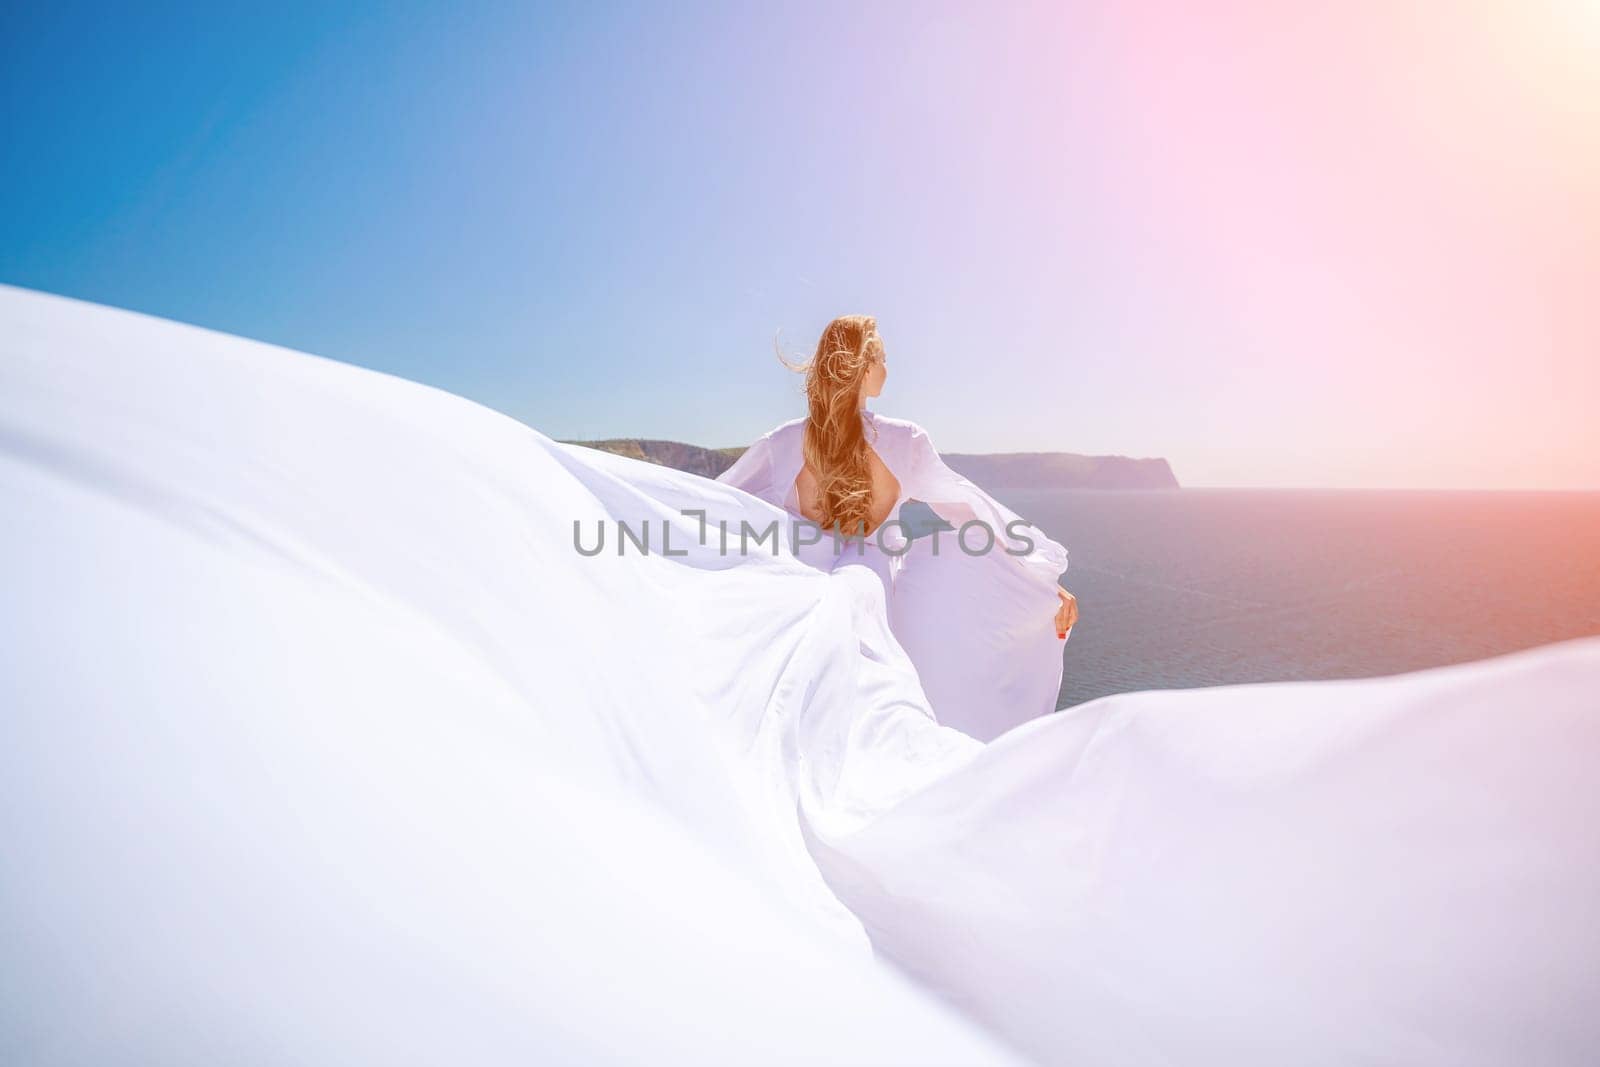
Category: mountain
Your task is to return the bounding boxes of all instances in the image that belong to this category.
[560,438,746,479]
[564,438,1181,489]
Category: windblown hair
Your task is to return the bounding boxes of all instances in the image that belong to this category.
[777,314,884,536]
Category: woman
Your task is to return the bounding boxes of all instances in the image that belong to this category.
[717,314,1079,740]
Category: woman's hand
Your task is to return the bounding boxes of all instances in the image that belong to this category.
[1055,587,1079,639]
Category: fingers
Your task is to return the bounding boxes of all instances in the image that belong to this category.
[1054,592,1079,638]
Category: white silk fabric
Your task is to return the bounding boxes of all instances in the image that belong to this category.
[717,413,1070,741]
[3,284,1597,1066]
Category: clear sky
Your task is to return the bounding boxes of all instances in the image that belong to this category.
[2,2,1596,487]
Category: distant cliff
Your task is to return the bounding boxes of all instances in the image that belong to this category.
[564,438,1180,489]
[562,438,745,479]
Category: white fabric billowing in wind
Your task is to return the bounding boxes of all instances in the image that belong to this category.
[717,413,1070,741]
[2,284,1597,1066]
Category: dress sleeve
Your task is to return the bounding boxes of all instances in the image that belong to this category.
[715,432,776,501]
[902,421,1069,592]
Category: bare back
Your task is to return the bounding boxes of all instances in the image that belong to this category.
[793,445,901,536]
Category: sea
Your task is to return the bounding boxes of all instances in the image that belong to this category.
[992,489,1600,709]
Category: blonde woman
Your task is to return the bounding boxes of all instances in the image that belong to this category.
[718,314,1078,739]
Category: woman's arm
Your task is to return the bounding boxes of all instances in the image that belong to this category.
[902,420,1078,635]
[716,432,776,499]
[902,421,1069,585]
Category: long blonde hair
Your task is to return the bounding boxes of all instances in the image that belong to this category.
[777,315,884,536]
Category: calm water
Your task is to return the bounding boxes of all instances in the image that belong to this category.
[995,489,1600,709]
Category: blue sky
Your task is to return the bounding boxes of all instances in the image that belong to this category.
[3,2,1596,487]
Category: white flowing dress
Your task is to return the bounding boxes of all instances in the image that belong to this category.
[717,411,1071,742]
[4,284,1597,1067]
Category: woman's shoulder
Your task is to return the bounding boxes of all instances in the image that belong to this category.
[735,416,805,447]
[764,416,808,444]
[864,411,932,447]
[758,412,931,452]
